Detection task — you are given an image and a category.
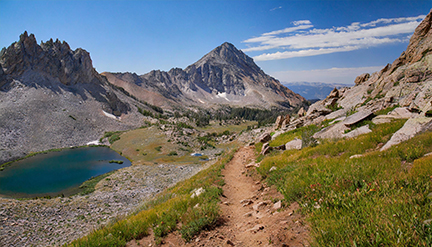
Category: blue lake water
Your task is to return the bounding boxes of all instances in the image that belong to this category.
[0,147,131,198]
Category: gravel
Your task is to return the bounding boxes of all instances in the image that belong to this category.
[0,162,210,246]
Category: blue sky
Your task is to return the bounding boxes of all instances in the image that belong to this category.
[1,0,431,84]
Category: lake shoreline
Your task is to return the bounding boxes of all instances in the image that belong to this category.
[0,146,130,198]
[0,144,110,171]
[0,161,210,246]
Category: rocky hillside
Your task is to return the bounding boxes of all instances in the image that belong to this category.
[103,42,306,110]
[0,32,146,164]
[270,8,432,148]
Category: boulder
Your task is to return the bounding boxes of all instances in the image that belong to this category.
[257,132,271,143]
[281,114,290,126]
[342,110,373,126]
[285,138,302,150]
[313,122,350,140]
[274,115,291,129]
[342,125,372,139]
[372,107,421,124]
[390,107,420,119]
[354,73,370,85]
[328,88,340,98]
[274,115,284,129]
[260,143,272,155]
[372,115,393,124]
[381,117,432,151]
[325,108,348,120]
[298,107,306,117]
[306,103,333,117]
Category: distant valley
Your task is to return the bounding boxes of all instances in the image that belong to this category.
[283,81,352,100]
[0,34,306,165]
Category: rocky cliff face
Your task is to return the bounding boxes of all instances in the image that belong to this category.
[104,42,306,110]
[0,31,130,116]
[0,31,100,86]
[0,32,144,164]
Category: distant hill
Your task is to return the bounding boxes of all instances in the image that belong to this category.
[283,82,352,100]
[103,43,307,110]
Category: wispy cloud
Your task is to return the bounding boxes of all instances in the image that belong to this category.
[242,15,425,61]
[271,66,384,84]
[270,6,282,11]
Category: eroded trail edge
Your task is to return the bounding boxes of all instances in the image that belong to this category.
[209,146,310,247]
[136,146,310,246]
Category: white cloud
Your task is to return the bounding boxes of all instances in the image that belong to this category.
[254,46,359,61]
[270,66,384,84]
[292,20,312,26]
[360,15,426,27]
[261,24,313,36]
[242,15,425,61]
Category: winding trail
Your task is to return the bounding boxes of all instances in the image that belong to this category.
[131,146,310,246]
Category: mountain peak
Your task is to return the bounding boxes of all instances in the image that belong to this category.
[189,42,260,74]
[1,32,99,86]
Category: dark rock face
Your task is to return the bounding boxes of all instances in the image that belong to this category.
[0,32,129,116]
[0,32,142,164]
[105,42,307,109]
[0,31,100,86]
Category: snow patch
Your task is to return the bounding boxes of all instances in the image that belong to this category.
[103,110,119,120]
[87,140,101,145]
[216,92,230,101]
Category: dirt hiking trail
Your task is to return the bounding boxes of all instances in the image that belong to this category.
[129,146,310,246]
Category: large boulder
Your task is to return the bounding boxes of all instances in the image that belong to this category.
[306,103,333,117]
[354,73,370,85]
[381,117,432,151]
[285,138,302,150]
[257,132,271,143]
[342,110,373,126]
[274,115,284,129]
[342,125,372,139]
[313,122,350,139]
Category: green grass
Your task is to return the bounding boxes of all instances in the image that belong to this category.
[256,119,432,246]
[101,131,124,144]
[69,148,237,246]
[79,171,116,196]
[374,105,399,116]
[269,124,319,148]
[108,160,124,164]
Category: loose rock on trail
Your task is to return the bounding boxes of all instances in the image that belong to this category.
[131,146,310,246]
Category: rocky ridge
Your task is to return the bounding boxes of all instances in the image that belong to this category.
[264,9,432,152]
[103,42,306,110]
[0,32,147,164]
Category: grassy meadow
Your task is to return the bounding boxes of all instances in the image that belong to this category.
[257,119,432,246]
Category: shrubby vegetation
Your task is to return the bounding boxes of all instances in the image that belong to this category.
[179,106,293,128]
[101,131,123,144]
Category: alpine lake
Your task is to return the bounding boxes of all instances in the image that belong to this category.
[0,147,131,198]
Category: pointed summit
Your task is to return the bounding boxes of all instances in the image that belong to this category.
[189,42,260,74]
